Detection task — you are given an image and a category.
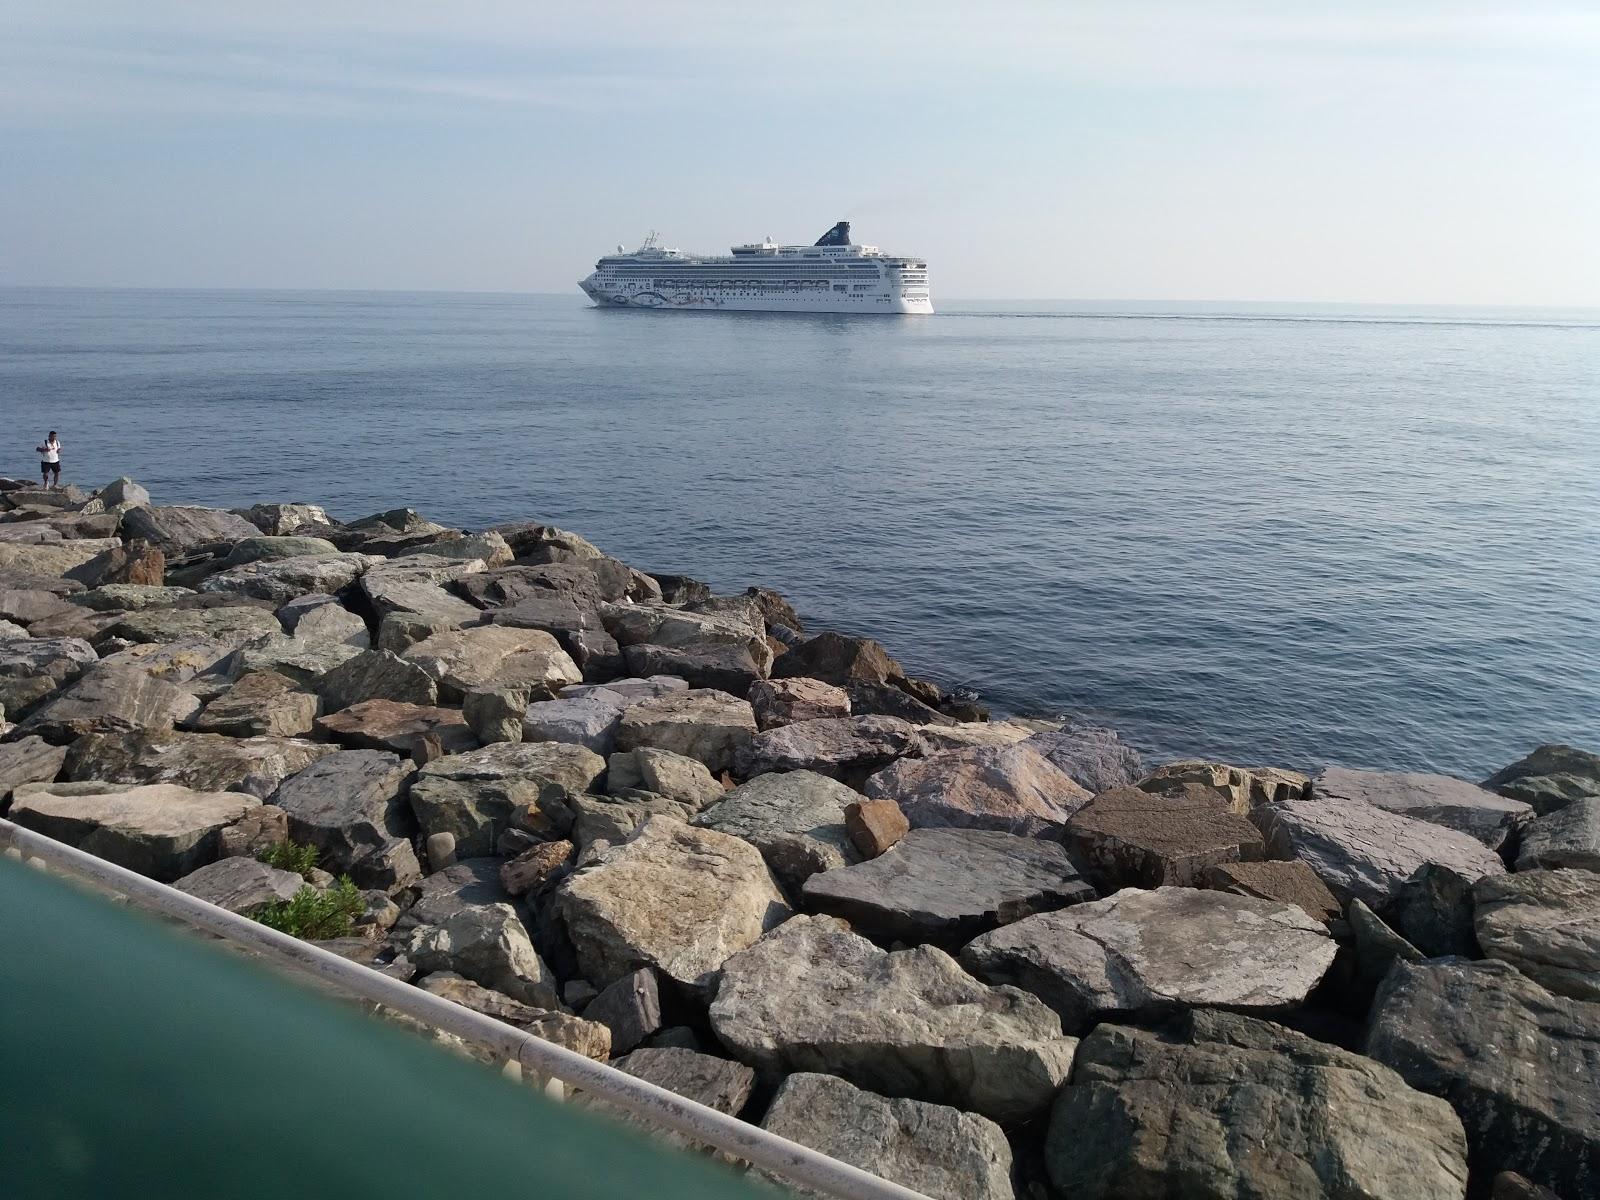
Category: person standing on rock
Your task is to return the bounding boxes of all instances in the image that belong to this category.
[36,431,61,489]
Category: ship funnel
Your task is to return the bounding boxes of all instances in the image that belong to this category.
[813,221,851,247]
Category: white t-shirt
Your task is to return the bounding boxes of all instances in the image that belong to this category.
[40,439,60,463]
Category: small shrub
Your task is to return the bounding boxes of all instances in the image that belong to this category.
[257,839,321,879]
[254,877,365,940]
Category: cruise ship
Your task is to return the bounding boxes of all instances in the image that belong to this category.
[578,222,932,314]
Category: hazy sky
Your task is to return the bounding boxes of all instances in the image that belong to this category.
[3,2,1597,303]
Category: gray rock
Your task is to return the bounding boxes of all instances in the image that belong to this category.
[408,740,606,854]
[0,587,76,626]
[1348,898,1424,999]
[1026,725,1144,793]
[216,803,289,859]
[614,688,757,775]
[748,676,851,730]
[425,830,457,870]
[1517,799,1600,872]
[610,1048,755,1143]
[608,747,724,810]
[771,630,904,687]
[99,636,238,683]
[1066,784,1265,889]
[0,635,98,716]
[108,605,281,648]
[582,967,662,1056]
[173,856,304,914]
[1483,743,1600,815]
[9,780,259,881]
[565,675,687,703]
[1313,766,1534,849]
[620,642,769,695]
[0,736,68,805]
[918,720,1039,751]
[462,684,530,745]
[961,886,1336,1033]
[313,698,475,756]
[234,502,331,536]
[521,689,628,754]
[1250,795,1506,907]
[193,670,319,738]
[1049,1011,1468,1200]
[398,530,512,568]
[738,714,927,785]
[694,769,863,891]
[198,552,377,607]
[553,818,791,995]
[314,648,439,711]
[844,680,956,726]
[402,625,580,702]
[360,561,484,628]
[406,902,561,1010]
[277,594,370,646]
[569,793,693,853]
[95,476,151,509]
[415,972,609,1060]
[0,538,123,579]
[710,914,1076,1123]
[223,633,363,687]
[61,728,334,799]
[120,504,260,553]
[865,741,1091,838]
[1366,958,1600,1199]
[804,827,1095,947]
[761,1073,1014,1200]
[1200,859,1344,925]
[69,584,194,612]
[19,665,202,742]
[271,749,420,889]
[1475,869,1600,1001]
[1394,862,1481,957]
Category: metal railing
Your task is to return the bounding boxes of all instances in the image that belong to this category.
[0,817,933,1200]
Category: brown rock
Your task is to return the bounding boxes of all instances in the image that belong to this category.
[1201,859,1344,925]
[193,670,320,738]
[314,698,476,755]
[748,676,851,731]
[1066,785,1265,889]
[772,631,905,687]
[1138,759,1310,812]
[500,839,573,895]
[845,797,909,858]
[217,803,290,858]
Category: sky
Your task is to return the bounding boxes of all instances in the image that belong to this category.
[2,1,1598,304]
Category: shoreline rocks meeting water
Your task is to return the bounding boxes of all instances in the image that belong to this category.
[2,473,1598,1200]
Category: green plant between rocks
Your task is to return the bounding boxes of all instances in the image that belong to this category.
[256,839,321,880]
[253,877,365,940]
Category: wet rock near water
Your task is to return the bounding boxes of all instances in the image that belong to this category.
[1311,766,1534,849]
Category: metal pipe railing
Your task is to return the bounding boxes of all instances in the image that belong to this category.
[0,818,933,1200]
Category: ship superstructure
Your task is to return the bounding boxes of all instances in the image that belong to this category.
[579,222,932,314]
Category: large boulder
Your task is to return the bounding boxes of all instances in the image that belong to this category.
[1366,958,1600,1199]
[408,740,605,855]
[61,729,334,799]
[313,649,439,711]
[620,642,768,695]
[9,780,259,881]
[120,505,259,554]
[173,856,304,915]
[552,818,790,996]
[62,542,165,589]
[360,558,485,627]
[401,625,580,702]
[569,794,693,853]
[1312,766,1533,849]
[416,972,608,1060]
[1516,799,1600,872]
[406,902,560,1010]
[738,715,927,786]
[198,552,379,607]
[1483,744,1600,815]
[0,538,126,579]
[692,769,862,891]
[1474,869,1600,1001]
[961,886,1336,1033]
[1137,759,1309,810]
[710,915,1076,1123]
[1200,859,1343,925]
[18,665,201,742]
[314,698,475,756]
[1026,726,1144,793]
[193,670,319,738]
[602,1047,756,1153]
[1066,784,1265,889]
[1049,1011,1468,1200]
[614,688,756,775]
[606,747,724,811]
[521,689,628,755]
[271,750,420,889]
[1250,796,1506,908]
[1393,862,1481,958]
[108,605,281,648]
[803,827,1095,947]
[234,502,331,537]
[772,631,904,687]
[748,677,850,731]
[69,584,193,612]
[761,1073,1015,1200]
[278,594,370,647]
[865,742,1091,838]
[0,635,98,716]
[0,736,68,806]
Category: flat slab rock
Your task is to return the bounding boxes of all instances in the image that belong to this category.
[592,1047,757,1155]
[553,817,790,996]
[865,741,1092,837]
[314,698,475,755]
[416,971,608,1060]
[760,1072,1015,1200]
[62,729,334,799]
[1312,766,1533,848]
[1366,958,1600,1199]
[747,676,851,730]
[402,624,580,701]
[735,714,926,785]
[1066,784,1264,889]
[1049,1010,1468,1200]
[10,780,259,881]
[1202,858,1343,925]
[709,914,1077,1123]
[692,769,863,891]
[1474,869,1600,1002]
[961,885,1336,1033]
[802,827,1095,947]
[1250,795,1506,908]
[173,856,304,915]
[1024,725,1144,793]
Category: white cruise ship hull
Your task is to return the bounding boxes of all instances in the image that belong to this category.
[578,283,932,315]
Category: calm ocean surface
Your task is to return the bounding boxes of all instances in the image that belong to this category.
[3,287,1597,778]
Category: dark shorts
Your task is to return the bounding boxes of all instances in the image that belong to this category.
[40,461,60,477]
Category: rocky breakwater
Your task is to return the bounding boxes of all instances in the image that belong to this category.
[2,474,1598,1200]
